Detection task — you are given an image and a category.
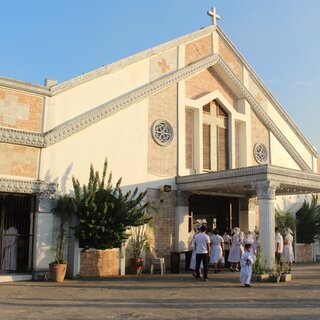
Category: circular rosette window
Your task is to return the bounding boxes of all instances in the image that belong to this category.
[151,120,174,146]
[253,143,268,164]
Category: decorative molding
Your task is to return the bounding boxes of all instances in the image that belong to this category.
[176,164,320,196]
[0,177,57,195]
[0,77,50,96]
[252,180,279,200]
[215,56,312,172]
[0,127,45,147]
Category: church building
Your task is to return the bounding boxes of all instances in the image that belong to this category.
[0,8,320,277]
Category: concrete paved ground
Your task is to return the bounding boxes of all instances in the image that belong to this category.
[0,263,319,320]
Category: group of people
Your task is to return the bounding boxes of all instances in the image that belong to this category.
[189,224,295,287]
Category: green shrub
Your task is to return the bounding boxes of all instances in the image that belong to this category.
[72,159,151,250]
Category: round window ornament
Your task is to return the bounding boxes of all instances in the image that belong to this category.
[151,120,174,146]
[253,143,268,164]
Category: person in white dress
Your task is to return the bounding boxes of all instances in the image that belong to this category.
[240,243,256,287]
[209,229,224,273]
[283,227,294,271]
[222,229,231,268]
[2,226,18,271]
[252,231,260,256]
[275,227,284,265]
[228,227,241,272]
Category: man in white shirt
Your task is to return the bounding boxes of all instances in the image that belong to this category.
[275,227,283,264]
[194,225,211,281]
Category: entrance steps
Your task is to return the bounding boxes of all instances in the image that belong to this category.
[0,274,32,282]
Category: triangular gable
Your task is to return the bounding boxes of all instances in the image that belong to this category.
[0,24,318,172]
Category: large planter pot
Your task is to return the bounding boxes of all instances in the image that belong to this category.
[252,273,269,282]
[80,248,119,278]
[269,275,281,283]
[280,274,292,282]
[49,263,67,282]
[129,257,143,275]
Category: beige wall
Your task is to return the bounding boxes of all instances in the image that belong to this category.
[185,69,237,109]
[0,87,42,132]
[218,37,243,81]
[250,110,270,165]
[0,142,39,178]
[185,35,212,66]
[148,85,178,177]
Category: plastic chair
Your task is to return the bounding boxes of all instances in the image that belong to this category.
[150,247,166,275]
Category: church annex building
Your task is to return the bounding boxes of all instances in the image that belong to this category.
[0,11,320,278]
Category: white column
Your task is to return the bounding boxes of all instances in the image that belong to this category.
[253,181,279,270]
[175,191,190,251]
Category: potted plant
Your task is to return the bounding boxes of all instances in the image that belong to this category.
[280,262,292,282]
[269,262,281,283]
[49,194,75,282]
[252,244,269,281]
[72,159,152,277]
[127,224,149,275]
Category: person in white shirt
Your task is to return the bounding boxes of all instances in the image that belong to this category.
[222,229,231,268]
[275,227,284,264]
[194,225,211,281]
[209,228,224,273]
[283,227,294,271]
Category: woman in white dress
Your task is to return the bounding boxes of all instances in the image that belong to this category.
[228,227,241,272]
[283,227,294,271]
[209,229,224,273]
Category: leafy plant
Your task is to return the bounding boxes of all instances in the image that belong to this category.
[270,262,281,277]
[275,210,296,236]
[252,244,267,275]
[72,158,152,250]
[52,195,75,264]
[127,223,149,259]
[296,195,320,244]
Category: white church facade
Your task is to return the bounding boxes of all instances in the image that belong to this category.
[0,11,320,276]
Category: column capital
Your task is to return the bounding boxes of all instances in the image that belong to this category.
[252,180,279,200]
[176,190,190,206]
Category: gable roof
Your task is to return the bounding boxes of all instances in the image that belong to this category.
[0,24,319,166]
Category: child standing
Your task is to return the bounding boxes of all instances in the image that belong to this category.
[240,243,256,287]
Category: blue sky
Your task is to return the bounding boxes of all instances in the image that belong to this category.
[1,0,319,152]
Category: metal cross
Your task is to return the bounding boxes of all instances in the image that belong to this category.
[207,7,221,26]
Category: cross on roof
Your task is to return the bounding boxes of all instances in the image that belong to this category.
[207,7,220,26]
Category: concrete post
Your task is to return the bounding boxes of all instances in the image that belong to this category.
[175,191,190,251]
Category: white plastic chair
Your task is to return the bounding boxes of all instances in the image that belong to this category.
[150,247,166,275]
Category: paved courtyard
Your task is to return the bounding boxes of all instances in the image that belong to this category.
[0,263,319,320]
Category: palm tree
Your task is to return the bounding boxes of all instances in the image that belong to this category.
[296,195,320,244]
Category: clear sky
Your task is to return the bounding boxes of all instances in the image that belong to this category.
[1,0,319,152]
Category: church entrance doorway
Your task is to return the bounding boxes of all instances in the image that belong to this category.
[0,194,35,273]
[189,194,239,234]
